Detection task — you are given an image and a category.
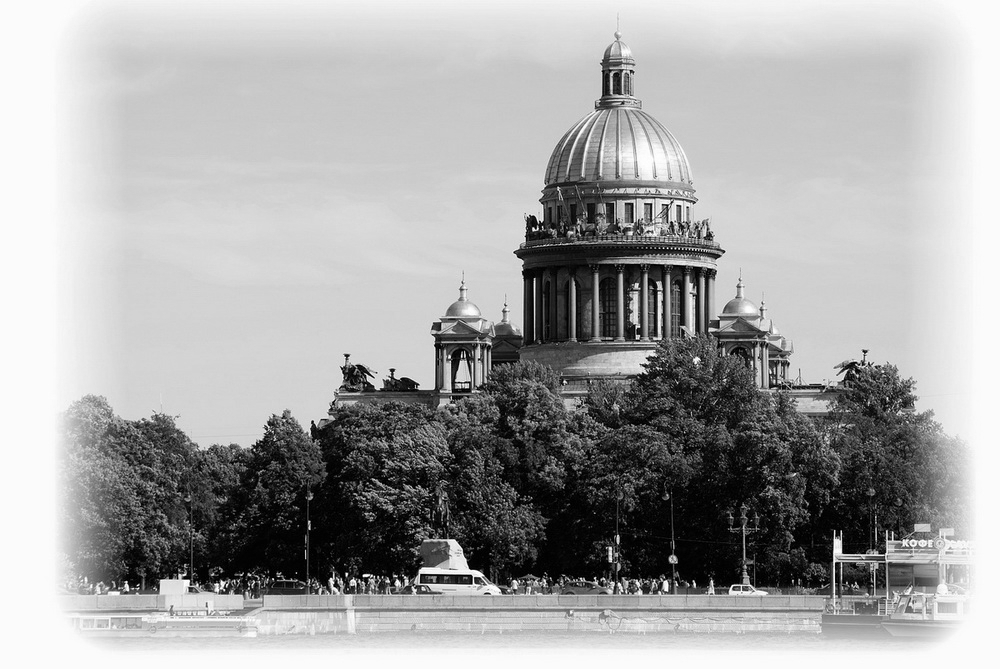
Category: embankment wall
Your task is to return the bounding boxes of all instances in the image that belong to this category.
[251,594,825,635]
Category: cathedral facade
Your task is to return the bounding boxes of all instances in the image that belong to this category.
[328,32,835,418]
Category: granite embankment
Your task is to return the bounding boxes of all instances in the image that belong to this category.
[61,593,826,635]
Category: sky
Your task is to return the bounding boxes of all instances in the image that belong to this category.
[49,0,979,449]
[4,0,998,663]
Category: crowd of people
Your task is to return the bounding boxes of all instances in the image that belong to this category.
[64,571,726,597]
[508,574,716,595]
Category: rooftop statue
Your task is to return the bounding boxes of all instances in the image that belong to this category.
[382,368,420,392]
[339,353,376,392]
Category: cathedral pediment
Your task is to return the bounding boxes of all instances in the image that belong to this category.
[435,319,494,337]
[717,318,765,334]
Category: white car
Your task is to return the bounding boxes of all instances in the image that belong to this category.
[728,583,768,596]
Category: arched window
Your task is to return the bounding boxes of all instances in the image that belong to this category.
[451,349,473,392]
[730,347,751,367]
[623,72,630,96]
[600,277,616,339]
[612,72,621,95]
[603,73,610,97]
[670,280,681,337]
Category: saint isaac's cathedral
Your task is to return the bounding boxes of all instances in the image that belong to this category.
[327,32,832,420]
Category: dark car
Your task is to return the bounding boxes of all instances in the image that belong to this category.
[559,580,612,595]
[393,583,443,595]
[263,579,309,595]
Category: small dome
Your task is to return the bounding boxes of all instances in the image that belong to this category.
[444,279,482,318]
[603,32,634,62]
[722,278,758,317]
[494,298,521,336]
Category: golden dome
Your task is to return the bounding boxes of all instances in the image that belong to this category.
[722,278,759,318]
[444,279,482,318]
[543,31,693,190]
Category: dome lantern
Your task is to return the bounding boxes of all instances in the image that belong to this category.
[599,30,640,109]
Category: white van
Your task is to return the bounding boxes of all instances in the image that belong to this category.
[415,567,502,595]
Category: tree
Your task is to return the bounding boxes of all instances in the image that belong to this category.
[216,410,326,577]
[821,362,971,550]
[600,337,838,585]
[313,402,450,576]
[58,396,195,585]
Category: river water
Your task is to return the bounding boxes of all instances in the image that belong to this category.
[72,628,980,667]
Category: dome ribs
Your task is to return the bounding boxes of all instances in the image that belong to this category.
[568,113,601,182]
[623,109,653,181]
[596,111,613,181]
[614,109,623,179]
[546,113,593,184]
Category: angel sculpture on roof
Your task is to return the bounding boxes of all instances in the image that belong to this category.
[339,353,376,392]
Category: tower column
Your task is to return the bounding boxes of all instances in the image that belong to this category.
[548,269,558,343]
[682,266,693,335]
[568,268,578,342]
[522,270,533,346]
[590,264,601,342]
[442,347,452,392]
[663,265,673,339]
[697,268,706,334]
[615,264,625,341]
[707,269,717,328]
[640,264,650,341]
[761,341,770,389]
[533,271,543,344]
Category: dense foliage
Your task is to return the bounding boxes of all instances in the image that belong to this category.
[58,340,972,589]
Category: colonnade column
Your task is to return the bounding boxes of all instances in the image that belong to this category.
[590,264,601,342]
[522,270,533,346]
[615,264,625,341]
[441,346,452,392]
[471,343,480,389]
[697,268,706,334]
[533,271,543,344]
[662,265,673,339]
[568,269,578,342]
[682,266,693,335]
[640,264,649,341]
[706,269,717,330]
[761,341,770,389]
[547,270,557,343]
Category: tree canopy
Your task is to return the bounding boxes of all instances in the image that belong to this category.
[59,346,971,589]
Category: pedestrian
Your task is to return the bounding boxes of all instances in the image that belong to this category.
[511,578,519,595]
[708,577,715,595]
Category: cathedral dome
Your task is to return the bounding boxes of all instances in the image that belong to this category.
[543,32,693,189]
[544,109,693,187]
[444,279,482,318]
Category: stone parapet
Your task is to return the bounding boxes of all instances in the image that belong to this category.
[248,594,824,635]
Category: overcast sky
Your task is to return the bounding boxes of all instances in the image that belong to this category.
[49,0,982,448]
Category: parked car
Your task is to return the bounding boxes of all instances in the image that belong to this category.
[263,579,309,595]
[559,580,613,595]
[396,584,443,595]
[728,583,768,596]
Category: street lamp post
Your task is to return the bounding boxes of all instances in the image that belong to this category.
[614,489,623,592]
[727,504,760,586]
[184,493,194,584]
[664,487,677,586]
[305,489,313,594]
